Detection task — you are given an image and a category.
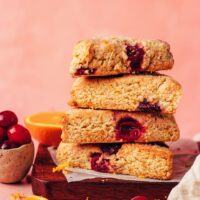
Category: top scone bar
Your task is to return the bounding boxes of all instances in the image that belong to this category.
[70,38,174,77]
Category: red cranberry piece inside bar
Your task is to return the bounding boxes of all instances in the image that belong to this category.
[100,143,122,155]
[116,117,145,142]
[74,67,96,76]
[126,43,145,72]
[138,99,161,113]
[91,153,110,173]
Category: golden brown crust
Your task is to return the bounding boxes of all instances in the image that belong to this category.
[61,109,179,143]
[57,142,173,180]
[70,37,174,77]
[69,74,182,114]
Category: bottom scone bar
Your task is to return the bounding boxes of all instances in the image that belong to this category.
[57,142,173,180]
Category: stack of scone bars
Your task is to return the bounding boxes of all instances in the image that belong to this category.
[57,38,182,180]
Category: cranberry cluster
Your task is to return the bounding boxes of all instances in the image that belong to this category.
[0,110,31,149]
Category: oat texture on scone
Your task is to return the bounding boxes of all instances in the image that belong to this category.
[70,37,174,77]
[57,142,173,180]
[69,74,182,114]
[61,109,179,143]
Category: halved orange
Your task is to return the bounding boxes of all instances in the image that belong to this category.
[24,112,65,146]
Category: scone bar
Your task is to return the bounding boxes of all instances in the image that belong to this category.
[69,74,182,113]
[70,38,174,77]
[57,143,173,180]
[57,37,182,180]
[62,109,179,143]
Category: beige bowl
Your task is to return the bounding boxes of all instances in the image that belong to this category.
[0,142,34,183]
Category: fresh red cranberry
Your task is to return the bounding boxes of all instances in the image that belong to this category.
[131,195,148,200]
[91,153,110,173]
[100,143,122,155]
[116,117,145,142]
[0,127,7,143]
[0,140,18,150]
[0,110,18,128]
[137,99,161,113]
[126,43,144,72]
[7,124,31,146]
[75,67,96,76]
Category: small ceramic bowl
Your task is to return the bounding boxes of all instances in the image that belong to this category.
[0,142,34,183]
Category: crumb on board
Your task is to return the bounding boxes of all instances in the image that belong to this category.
[10,193,48,200]
[52,163,69,173]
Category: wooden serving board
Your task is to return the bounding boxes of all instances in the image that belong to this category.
[31,144,180,200]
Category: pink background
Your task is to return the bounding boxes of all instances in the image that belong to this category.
[0,0,200,198]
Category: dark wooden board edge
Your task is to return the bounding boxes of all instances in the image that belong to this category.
[31,144,180,200]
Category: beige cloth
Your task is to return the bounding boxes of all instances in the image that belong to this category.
[168,155,200,200]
